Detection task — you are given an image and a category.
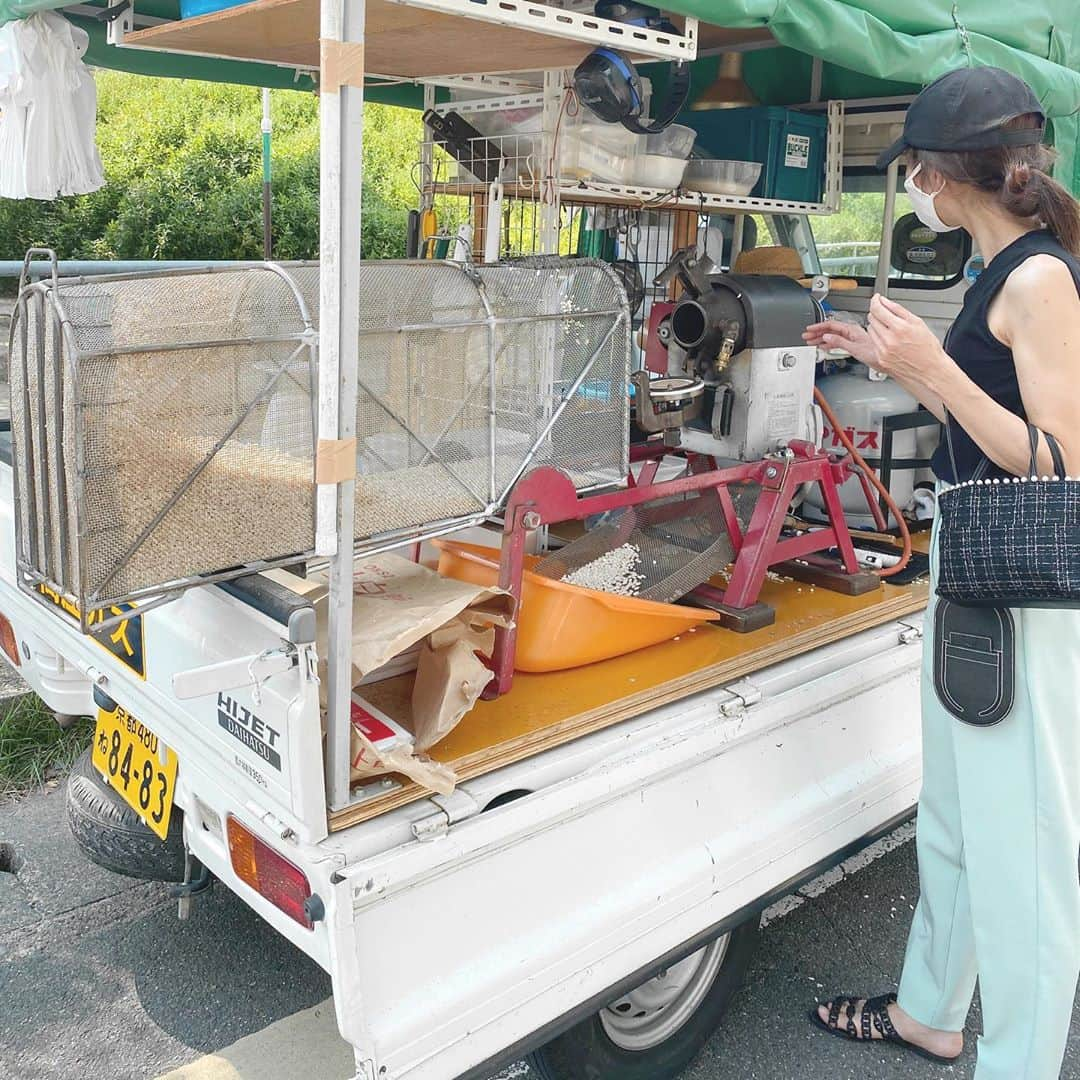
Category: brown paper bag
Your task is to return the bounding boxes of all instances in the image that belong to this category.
[267,557,513,792]
[268,556,512,693]
[411,615,496,751]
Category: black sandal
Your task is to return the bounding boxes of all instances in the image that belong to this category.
[808,992,961,1066]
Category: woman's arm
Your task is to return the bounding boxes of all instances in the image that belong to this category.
[987,254,1080,475]
[803,319,947,421]
[865,276,1080,477]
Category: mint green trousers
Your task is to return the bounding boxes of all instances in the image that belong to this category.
[896,515,1080,1079]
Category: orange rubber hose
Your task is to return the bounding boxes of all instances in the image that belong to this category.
[813,386,913,579]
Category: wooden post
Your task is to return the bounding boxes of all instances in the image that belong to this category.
[472,192,488,263]
[669,209,699,300]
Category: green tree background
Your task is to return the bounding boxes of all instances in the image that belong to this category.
[0,71,422,268]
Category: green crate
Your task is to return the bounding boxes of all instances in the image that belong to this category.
[687,107,828,203]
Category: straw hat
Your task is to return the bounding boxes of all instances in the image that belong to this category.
[733,246,858,290]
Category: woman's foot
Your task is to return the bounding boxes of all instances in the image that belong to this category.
[814,995,963,1060]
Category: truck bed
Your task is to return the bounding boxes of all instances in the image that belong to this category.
[334,563,929,829]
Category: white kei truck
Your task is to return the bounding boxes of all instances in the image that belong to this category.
[2,2,1078,1079]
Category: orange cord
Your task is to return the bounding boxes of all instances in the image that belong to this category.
[813,386,913,579]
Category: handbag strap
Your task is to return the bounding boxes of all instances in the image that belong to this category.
[949,413,1067,481]
[1045,431,1068,478]
[1026,423,1068,478]
[943,411,991,482]
[1027,423,1040,476]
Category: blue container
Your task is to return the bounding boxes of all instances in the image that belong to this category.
[686,107,828,203]
[180,0,254,18]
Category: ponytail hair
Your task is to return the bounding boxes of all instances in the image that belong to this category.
[1000,156,1080,254]
[915,114,1080,256]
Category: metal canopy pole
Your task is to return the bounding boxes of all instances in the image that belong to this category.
[262,88,273,258]
[875,156,900,298]
[319,0,366,810]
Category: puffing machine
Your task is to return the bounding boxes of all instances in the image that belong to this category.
[487,249,889,694]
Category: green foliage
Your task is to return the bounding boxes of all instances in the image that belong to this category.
[811,193,890,247]
[0,694,92,797]
[0,71,423,267]
[809,191,919,277]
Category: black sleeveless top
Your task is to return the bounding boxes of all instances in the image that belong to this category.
[932,228,1080,483]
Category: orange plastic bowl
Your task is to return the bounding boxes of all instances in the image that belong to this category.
[433,539,721,672]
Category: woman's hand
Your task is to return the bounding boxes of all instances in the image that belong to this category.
[865,294,956,390]
[802,318,882,367]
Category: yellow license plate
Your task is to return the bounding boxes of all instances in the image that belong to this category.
[92,702,178,841]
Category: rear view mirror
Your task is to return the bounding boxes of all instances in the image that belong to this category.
[890,212,967,276]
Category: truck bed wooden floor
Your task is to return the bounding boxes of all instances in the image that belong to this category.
[329,569,929,830]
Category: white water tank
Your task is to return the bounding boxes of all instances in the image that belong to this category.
[804,364,936,529]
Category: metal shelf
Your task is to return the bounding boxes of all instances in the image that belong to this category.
[549,179,838,215]
[426,101,845,218]
[120,0,700,78]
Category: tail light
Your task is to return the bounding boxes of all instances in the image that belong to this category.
[0,612,21,666]
[226,815,318,928]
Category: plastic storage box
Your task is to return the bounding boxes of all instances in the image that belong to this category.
[687,107,828,203]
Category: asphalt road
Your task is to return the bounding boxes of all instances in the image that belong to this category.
[1,779,1078,1080]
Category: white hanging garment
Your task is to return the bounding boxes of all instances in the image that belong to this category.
[0,12,103,200]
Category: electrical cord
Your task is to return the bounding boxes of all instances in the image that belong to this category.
[813,386,913,579]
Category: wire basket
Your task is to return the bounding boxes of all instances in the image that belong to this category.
[9,258,630,628]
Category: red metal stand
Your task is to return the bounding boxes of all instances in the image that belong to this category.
[484,441,887,697]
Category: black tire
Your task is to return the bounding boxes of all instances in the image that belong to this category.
[66,747,187,883]
[527,917,760,1080]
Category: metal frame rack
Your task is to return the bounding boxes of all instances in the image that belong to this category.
[110,0,844,813]
[420,85,844,262]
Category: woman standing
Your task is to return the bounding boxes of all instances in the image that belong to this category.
[804,66,1080,1079]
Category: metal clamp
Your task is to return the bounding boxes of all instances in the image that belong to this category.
[18,248,58,295]
[630,370,705,434]
[95,0,132,24]
[171,645,298,702]
[105,0,135,45]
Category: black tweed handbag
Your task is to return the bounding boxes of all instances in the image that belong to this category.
[936,422,1080,608]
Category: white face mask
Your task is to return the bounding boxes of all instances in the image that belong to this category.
[904,163,961,234]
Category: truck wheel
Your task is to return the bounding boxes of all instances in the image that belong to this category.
[66,748,186,883]
[527,918,759,1080]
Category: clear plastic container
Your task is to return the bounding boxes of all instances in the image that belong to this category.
[682,159,762,196]
[644,124,696,160]
[561,121,640,183]
[630,153,689,190]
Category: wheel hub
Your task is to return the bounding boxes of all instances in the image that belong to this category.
[599,934,731,1052]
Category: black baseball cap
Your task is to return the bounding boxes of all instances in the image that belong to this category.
[876,66,1046,169]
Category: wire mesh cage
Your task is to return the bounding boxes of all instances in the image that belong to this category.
[293,258,631,533]
[9,258,630,629]
[10,264,319,626]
